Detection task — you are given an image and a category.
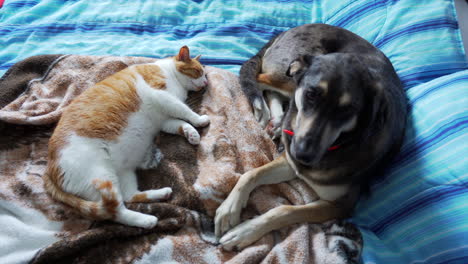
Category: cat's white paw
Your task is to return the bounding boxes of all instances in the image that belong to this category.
[185,128,201,145]
[117,209,158,229]
[146,187,172,201]
[253,97,270,128]
[130,214,158,229]
[195,115,210,127]
[139,146,163,170]
[182,125,201,145]
[138,215,158,229]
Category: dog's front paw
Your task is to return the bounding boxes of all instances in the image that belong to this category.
[219,217,265,251]
[214,190,246,239]
[253,97,270,128]
[194,115,210,127]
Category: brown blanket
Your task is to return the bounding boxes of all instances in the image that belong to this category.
[0,55,362,264]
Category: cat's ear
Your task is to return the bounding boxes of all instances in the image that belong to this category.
[176,46,191,62]
[194,54,202,61]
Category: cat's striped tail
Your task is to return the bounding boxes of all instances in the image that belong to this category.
[43,170,118,220]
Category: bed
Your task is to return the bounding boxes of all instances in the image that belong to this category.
[1,0,467,263]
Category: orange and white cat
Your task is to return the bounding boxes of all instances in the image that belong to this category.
[44,46,209,228]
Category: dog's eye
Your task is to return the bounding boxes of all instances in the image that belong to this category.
[305,89,321,101]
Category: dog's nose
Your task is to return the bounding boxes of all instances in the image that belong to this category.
[294,150,313,165]
[291,141,314,165]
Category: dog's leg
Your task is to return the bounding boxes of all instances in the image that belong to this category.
[265,91,284,139]
[219,200,348,250]
[215,153,296,238]
[252,95,271,128]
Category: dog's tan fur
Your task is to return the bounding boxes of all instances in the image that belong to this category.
[215,153,352,249]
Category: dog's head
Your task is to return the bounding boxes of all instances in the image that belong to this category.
[284,53,383,167]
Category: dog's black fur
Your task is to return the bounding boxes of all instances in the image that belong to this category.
[215,24,408,250]
[284,54,407,192]
[240,24,408,193]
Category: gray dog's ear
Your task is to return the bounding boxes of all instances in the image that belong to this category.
[286,55,313,77]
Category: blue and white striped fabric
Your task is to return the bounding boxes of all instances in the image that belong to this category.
[1,0,467,263]
[352,69,468,264]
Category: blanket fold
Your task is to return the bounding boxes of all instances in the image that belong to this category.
[0,55,362,264]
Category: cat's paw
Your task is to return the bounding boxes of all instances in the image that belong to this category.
[253,97,270,128]
[267,118,283,140]
[183,126,201,145]
[118,210,159,229]
[136,215,158,229]
[194,115,210,127]
[146,187,173,201]
[139,146,164,170]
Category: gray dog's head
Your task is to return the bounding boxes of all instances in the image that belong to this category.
[284,53,382,166]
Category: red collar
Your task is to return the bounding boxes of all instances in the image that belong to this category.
[283,129,340,151]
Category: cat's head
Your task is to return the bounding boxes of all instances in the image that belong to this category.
[174,46,208,91]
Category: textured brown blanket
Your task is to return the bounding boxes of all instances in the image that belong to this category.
[0,55,362,264]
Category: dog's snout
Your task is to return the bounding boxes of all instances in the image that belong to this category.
[291,140,315,165]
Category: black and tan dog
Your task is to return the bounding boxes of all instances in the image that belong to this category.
[214,24,407,250]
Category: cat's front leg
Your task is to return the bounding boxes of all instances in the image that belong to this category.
[162,119,202,145]
[154,91,210,128]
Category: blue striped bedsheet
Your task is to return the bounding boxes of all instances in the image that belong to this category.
[1,0,467,263]
[352,70,468,264]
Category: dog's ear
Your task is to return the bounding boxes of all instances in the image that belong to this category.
[286,55,313,77]
[363,77,388,139]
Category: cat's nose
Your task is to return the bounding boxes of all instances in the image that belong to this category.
[203,80,208,86]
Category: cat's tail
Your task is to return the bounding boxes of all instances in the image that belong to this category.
[43,171,117,220]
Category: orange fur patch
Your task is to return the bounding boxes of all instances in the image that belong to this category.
[178,126,185,136]
[102,193,119,216]
[55,67,141,141]
[257,73,295,94]
[134,64,166,89]
[174,57,204,79]
[94,180,119,216]
[96,180,113,190]
[130,193,150,203]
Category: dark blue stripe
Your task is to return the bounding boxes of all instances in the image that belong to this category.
[0,63,14,70]
[333,1,386,28]
[401,69,468,90]
[255,0,313,2]
[393,117,468,167]
[0,58,244,74]
[374,18,459,48]
[370,186,467,235]
[4,0,78,7]
[408,76,468,107]
[443,256,468,264]
[0,22,285,38]
[371,116,467,188]
[5,1,38,8]
[201,58,244,66]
